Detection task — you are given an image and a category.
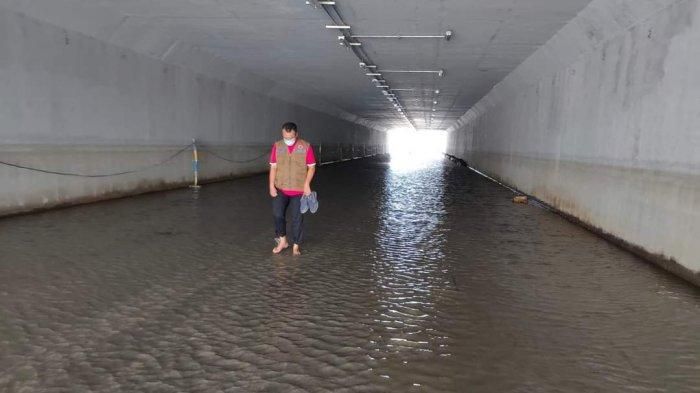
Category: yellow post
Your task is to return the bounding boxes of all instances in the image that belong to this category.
[190,138,201,189]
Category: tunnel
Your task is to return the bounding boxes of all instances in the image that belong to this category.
[1,0,700,391]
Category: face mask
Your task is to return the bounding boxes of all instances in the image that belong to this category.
[284,138,296,146]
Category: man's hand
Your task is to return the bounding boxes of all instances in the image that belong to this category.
[303,184,312,197]
[270,186,278,198]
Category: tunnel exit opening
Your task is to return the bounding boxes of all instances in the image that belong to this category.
[387,128,447,170]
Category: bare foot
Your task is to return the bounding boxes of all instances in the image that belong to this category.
[292,244,302,256]
[273,237,289,254]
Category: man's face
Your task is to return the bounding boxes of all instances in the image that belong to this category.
[282,128,297,140]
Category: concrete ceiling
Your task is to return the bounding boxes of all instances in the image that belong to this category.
[1,0,593,131]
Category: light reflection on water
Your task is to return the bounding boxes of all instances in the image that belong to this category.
[371,160,455,386]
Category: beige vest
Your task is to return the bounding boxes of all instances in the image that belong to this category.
[274,139,310,190]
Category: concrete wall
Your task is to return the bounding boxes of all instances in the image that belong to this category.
[0,6,384,216]
[447,0,700,280]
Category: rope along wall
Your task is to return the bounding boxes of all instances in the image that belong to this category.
[0,142,382,178]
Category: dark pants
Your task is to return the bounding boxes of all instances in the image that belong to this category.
[273,190,304,245]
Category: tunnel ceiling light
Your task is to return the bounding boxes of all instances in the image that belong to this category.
[433,100,438,104]
[371,79,386,83]
[308,0,418,130]
[387,88,442,93]
[380,69,445,77]
[306,0,336,7]
[349,30,453,40]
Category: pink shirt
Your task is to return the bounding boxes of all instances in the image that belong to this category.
[269,140,316,197]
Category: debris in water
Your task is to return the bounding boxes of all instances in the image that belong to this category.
[513,195,528,204]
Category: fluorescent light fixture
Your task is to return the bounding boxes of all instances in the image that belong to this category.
[349,42,362,46]
[382,90,389,95]
[376,85,389,88]
[350,31,452,40]
[371,79,386,83]
[435,89,440,94]
[306,0,336,6]
[365,73,382,76]
[433,100,438,104]
[326,25,351,29]
[379,69,445,76]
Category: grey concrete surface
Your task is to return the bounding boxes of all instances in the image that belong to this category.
[447,0,700,277]
[1,157,700,392]
[0,6,383,216]
[0,0,592,131]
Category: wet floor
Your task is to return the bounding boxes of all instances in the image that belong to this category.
[1,156,700,392]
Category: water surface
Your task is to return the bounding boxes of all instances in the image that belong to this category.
[1,157,699,392]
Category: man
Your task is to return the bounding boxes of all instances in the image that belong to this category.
[269,122,316,255]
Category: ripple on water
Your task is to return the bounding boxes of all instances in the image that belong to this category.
[0,157,699,392]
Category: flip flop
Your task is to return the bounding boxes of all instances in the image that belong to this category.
[300,195,310,214]
[308,191,319,213]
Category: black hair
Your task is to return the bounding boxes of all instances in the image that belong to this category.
[281,122,298,133]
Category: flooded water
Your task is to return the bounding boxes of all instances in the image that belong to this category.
[1,157,699,392]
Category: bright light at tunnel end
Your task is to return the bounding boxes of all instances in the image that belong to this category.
[387,128,448,171]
